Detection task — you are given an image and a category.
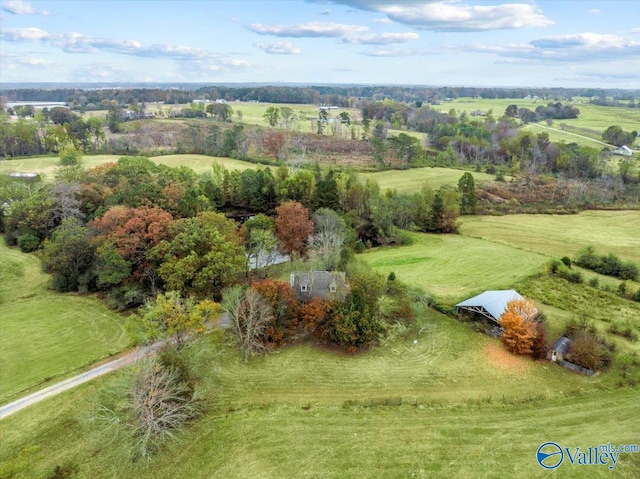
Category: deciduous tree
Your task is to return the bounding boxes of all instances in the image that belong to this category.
[275,201,313,257]
[499,298,538,355]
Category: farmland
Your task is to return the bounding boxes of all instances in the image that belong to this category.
[362,167,496,193]
[0,242,131,403]
[0,154,258,179]
[460,210,640,265]
[360,233,548,303]
[1,309,638,479]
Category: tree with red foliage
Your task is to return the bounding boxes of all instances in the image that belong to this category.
[90,205,173,283]
[263,131,287,160]
[274,201,313,257]
[251,279,300,344]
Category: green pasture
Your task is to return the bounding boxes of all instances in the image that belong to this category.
[522,123,611,149]
[362,167,496,193]
[2,308,638,479]
[460,210,640,265]
[0,242,131,403]
[360,233,548,303]
[0,154,257,179]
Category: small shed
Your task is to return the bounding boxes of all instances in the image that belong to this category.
[613,145,633,156]
[290,271,346,301]
[455,290,524,323]
[548,336,571,362]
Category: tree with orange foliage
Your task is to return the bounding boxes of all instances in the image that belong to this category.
[275,201,313,257]
[499,298,539,355]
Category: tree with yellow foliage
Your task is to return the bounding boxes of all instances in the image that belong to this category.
[499,298,538,355]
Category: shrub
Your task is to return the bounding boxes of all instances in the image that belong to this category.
[567,333,605,371]
[17,233,41,252]
[588,277,599,288]
[561,256,572,268]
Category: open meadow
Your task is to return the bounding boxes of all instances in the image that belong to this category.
[362,167,496,193]
[360,233,548,304]
[1,309,638,479]
[0,242,131,404]
[0,154,258,179]
[460,210,640,265]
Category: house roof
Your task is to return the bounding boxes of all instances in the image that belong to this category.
[455,290,523,322]
[551,336,571,355]
[290,271,346,300]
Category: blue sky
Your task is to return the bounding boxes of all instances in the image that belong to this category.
[0,0,638,88]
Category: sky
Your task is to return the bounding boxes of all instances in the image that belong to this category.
[0,0,638,88]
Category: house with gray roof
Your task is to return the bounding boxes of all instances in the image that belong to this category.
[290,271,347,301]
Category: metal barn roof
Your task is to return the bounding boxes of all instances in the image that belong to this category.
[455,290,523,322]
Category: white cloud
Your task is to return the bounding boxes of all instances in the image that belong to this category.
[343,32,419,45]
[0,26,252,73]
[1,0,48,15]
[360,47,436,57]
[0,51,52,67]
[373,17,393,24]
[318,1,553,32]
[1,27,49,41]
[459,32,640,63]
[588,8,601,15]
[248,21,368,37]
[254,41,301,54]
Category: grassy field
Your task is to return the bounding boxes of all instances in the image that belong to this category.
[360,233,548,304]
[0,242,131,404]
[144,102,361,134]
[0,154,258,179]
[460,210,640,265]
[362,167,497,193]
[1,309,638,479]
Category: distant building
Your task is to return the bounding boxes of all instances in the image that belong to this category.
[290,271,347,301]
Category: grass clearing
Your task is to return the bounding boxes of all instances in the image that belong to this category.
[361,167,496,192]
[0,154,258,179]
[460,210,640,265]
[360,233,548,304]
[2,309,638,478]
[0,242,131,403]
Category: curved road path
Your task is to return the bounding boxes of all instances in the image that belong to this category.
[0,342,165,420]
[0,315,232,420]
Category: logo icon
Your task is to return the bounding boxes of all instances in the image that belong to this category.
[537,442,564,469]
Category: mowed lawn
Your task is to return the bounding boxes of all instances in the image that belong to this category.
[362,167,496,193]
[460,210,640,265]
[0,243,130,403]
[360,233,548,303]
[0,154,257,179]
[2,310,638,479]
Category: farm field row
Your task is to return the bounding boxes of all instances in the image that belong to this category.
[1,154,498,191]
[2,310,638,478]
[0,242,131,404]
[362,167,496,193]
[361,233,548,304]
[0,154,258,179]
[460,210,640,265]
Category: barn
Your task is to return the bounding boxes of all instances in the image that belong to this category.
[455,290,524,323]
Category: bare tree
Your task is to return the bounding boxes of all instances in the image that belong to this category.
[129,362,198,457]
[310,208,346,270]
[222,287,273,361]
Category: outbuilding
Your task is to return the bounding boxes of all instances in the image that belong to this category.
[548,336,571,362]
[455,290,524,323]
